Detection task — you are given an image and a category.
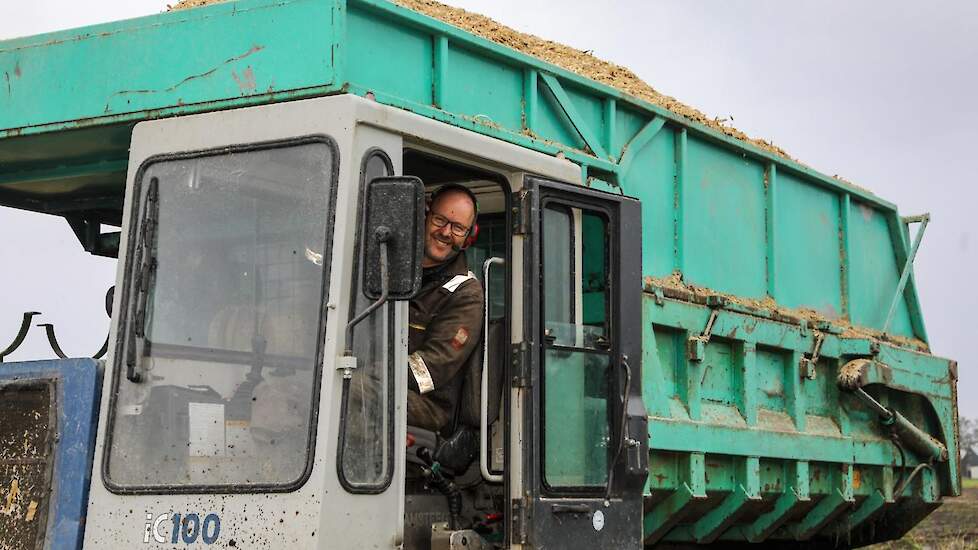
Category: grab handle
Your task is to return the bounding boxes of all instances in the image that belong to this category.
[480,257,505,483]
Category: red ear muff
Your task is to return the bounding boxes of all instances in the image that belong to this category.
[463,223,479,249]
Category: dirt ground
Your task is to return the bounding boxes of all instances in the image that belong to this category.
[868,482,978,550]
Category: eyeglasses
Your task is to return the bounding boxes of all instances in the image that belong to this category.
[430,213,471,237]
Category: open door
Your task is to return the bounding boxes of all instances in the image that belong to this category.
[511,176,647,548]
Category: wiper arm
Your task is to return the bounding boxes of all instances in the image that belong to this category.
[127,177,160,383]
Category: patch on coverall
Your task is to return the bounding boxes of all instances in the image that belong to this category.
[451,327,470,350]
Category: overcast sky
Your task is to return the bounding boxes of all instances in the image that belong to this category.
[1,1,976,418]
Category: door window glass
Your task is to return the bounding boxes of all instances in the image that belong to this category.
[543,207,573,344]
[339,150,395,491]
[541,205,611,489]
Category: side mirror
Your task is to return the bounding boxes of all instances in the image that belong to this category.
[361,176,425,301]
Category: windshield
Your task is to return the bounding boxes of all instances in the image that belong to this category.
[106,139,336,491]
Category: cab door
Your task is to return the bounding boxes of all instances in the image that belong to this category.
[511,176,647,549]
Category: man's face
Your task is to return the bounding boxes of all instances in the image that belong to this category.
[423,190,475,267]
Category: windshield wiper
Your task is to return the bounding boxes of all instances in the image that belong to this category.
[126,177,159,383]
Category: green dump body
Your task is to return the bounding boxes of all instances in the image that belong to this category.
[0,0,959,545]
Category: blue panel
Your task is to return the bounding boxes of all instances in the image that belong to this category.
[0,359,102,550]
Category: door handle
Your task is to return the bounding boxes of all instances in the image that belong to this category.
[551,503,590,515]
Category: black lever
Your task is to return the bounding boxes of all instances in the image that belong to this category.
[36,285,116,361]
[0,311,41,362]
[37,323,68,359]
[37,323,111,360]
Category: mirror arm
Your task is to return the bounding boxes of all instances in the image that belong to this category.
[342,228,392,375]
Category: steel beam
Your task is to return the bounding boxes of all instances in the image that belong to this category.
[617,115,665,177]
[743,460,810,542]
[883,214,929,334]
[832,490,887,539]
[604,97,617,157]
[523,69,538,132]
[643,453,706,544]
[539,73,609,160]
[883,211,929,341]
[766,163,778,299]
[692,457,761,543]
[793,464,854,540]
[840,193,852,318]
[432,35,448,108]
[674,128,687,273]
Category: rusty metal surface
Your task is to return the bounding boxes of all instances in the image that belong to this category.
[0,382,55,550]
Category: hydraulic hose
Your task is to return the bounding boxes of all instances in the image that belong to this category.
[417,447,463,530]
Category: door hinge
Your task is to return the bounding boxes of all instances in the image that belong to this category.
[511,498,529,544]
[511,341,531,388]
[511,188,534,235]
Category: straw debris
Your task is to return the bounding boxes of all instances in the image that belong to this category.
[393,0,798,160]
[645,273,928,352]
[837,359,871,390]
[168,0,228,9]
[170,0,795,159]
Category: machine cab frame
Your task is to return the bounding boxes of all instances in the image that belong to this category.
[82,93,647,549]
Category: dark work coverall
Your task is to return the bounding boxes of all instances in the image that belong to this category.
[407,251,484,433]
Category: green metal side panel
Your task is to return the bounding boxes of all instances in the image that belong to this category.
[444,47,524,130]
[0,0,341,215]
[754,349,787,413]
[342,0,930,342]
[628,126,674,278]
[0,0,337,137]
[774,171,843,317]
[849,199,915,336]
[641,291,957,544]
[346,7,432,107]
[681,135,768,298]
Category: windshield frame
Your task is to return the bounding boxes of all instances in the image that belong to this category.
[102,134,340,495]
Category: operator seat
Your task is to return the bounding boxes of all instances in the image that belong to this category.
[457,317,506,429]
